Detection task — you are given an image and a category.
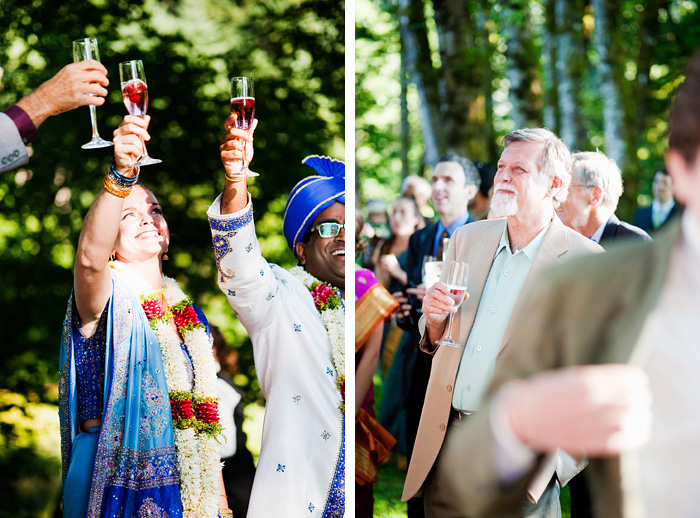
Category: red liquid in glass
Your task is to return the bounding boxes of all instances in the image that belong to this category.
[448,285,467,305]
[122,79,148,116]
[231,97,255,129]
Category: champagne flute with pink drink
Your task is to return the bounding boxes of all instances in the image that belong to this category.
[229,76,258,177]
[436,261,469,348]
[119,59,161,166]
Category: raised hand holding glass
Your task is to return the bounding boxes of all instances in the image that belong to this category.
[119,60,161,166]
[72,38,112,149]
[436,261,469,348]
[229,76,258,177]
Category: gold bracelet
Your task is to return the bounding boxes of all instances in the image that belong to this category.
[225,174,246,183]
[103,175,133,198]
[218,508,233,518]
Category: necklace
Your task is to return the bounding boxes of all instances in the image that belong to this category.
[110,261,221,518]
[289,266,345,412]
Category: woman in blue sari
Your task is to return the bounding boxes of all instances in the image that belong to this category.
[59,114,248,517]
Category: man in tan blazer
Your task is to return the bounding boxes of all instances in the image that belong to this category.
[402,127,603,517]
[439,49,700,518]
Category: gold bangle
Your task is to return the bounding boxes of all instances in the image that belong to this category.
[102,175,133,198]
[225,174,246,183]
[218,508,233,518]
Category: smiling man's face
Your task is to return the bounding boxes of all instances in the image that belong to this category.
[295,201,345,290]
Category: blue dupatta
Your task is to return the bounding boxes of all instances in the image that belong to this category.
[59,277,183,517]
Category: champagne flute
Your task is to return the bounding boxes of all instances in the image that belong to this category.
[229,76,258,177]
[72,38,112,149]
[119,59,161,166]
[436,261,469,348]
[421,256,443,289]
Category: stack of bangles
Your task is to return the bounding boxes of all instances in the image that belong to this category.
[103,159,140,198]
[218,508,233,517]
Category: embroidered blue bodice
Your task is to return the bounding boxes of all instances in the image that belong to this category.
[72,305,107,425]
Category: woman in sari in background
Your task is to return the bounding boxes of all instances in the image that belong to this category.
[58,115,242,518]
[355,214,399,518]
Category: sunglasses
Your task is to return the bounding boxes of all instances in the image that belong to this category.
[309,222,345,238]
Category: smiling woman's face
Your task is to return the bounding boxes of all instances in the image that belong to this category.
[113,185,170,263]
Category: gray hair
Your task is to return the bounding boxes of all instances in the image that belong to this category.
[502,128,572,207]
[572,151,623,212]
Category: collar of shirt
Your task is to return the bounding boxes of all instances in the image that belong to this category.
[590,218,608,243]
[497,221,551,262]
[652,198,676,219]
[434,211,471,256]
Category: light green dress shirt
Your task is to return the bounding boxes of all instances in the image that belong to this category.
[452,223,550,411]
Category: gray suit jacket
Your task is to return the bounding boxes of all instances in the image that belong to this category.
[402,215,604,502]
[0,111,30,174]
[439,216,682,518]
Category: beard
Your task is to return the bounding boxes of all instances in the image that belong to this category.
[490,188,519,217]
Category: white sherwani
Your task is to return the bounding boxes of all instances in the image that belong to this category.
[208,195,344,518]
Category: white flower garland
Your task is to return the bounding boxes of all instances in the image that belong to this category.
[109,262,221,518]
[289,266,345,409]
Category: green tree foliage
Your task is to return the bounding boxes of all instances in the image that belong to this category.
[0,0,344,406]
[357,0,700,222]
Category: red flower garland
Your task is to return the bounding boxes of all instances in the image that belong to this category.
[140,295,222,438]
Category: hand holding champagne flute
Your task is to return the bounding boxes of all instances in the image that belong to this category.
[228,76,258,177]
[72,38,112,149]
[119,60,161,166]
[436,260,469,348]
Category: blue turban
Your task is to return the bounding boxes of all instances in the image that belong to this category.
[283,155,345,256]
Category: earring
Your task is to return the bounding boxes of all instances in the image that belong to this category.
[109,253,117,262]
[163,249,169,261]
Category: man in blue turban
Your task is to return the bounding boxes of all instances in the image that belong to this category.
[207,116,345,518]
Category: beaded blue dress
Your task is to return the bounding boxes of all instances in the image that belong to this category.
[59,277,205,517]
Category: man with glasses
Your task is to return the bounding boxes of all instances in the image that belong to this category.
[208,119,345,518]
[558,151,650,248]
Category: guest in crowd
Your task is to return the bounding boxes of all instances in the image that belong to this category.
[632,168,680,232]
[211,326,256,518]
[403,128,603,517]
[440,48,700,518]
[374,196,423,292]
[1,60,108,173]
[558,151,651,248]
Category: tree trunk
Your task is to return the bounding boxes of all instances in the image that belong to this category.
[400,42,410,178]
[501,0,542,131]
[542,0,560,134]
[476,0,499,163]
[398,0,441,166]
[592,0,625,166]
[554,0,586,150]
[432,0,487,160]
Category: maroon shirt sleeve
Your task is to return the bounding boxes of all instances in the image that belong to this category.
[3,105,40,144]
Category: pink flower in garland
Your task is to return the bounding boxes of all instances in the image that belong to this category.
[142,297,166,320]
[173,305,202,329]
[195,401,220,424]
[171,398,194,420]
[310,282,340,312]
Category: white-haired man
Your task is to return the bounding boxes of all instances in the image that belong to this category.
[558,151,650,247]
[402,128,603,517]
